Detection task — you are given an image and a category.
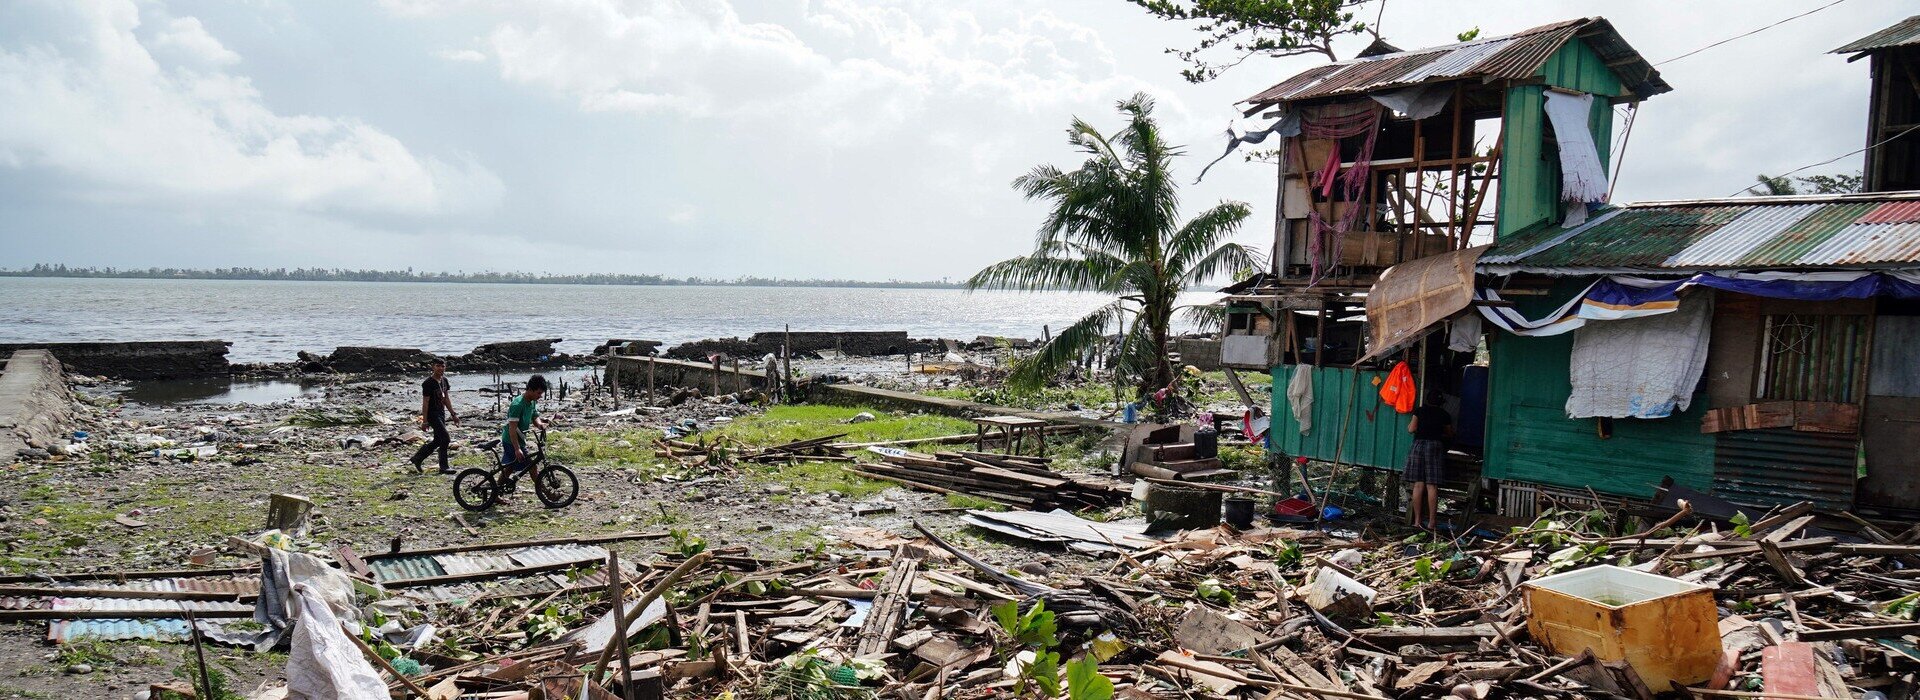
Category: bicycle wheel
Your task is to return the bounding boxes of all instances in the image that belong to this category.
[452,468,498,511]
[534,464,579,509]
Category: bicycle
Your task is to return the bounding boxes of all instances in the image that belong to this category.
[454,428,579,511]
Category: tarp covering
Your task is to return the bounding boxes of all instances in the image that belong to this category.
[1566,292,1713,419]
[1478,270,1920,338]
[286,585,387,700]
[1361,245,1488,362]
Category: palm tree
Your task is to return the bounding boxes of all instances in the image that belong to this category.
[968,93,1262,393]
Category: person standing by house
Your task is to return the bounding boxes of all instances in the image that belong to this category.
[1404,391,1453,532]
[410,358,458,473]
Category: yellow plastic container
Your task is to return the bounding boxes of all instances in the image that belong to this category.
[1524,565,1722,690]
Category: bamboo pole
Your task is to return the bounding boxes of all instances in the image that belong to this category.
[591,551,712,684]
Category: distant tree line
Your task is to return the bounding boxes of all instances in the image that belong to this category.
[0,264,965,289]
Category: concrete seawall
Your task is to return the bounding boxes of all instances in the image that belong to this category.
[0,340,230,380]
[0,350,73,460]
[604,355,769,395]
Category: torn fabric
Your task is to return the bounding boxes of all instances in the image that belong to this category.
[1566,292,1713,419]
[1447,313,1481,353]
[1542,90,1608,224]
[1195,111,1302,183]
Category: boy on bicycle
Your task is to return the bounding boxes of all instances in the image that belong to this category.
[501,375,550,479]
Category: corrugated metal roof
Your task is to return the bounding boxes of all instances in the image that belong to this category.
[48,619,190,644]
[69,578,258,596]
[49,597,253,614]
[1832,15,1920,54]
[1244,17,1670,107]
[434,552,518,576]
[1481,193,1920,272]
[509,544,606,569]
[1714,428,1858,512]
[369,555,445,583]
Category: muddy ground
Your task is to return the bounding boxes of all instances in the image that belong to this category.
[0,358,1159,698]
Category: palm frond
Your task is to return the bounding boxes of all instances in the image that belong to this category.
[1007,300,1127,391]
[1180,303,1228,335]
[1165,201,1253,271]
[1181,242,1264,286]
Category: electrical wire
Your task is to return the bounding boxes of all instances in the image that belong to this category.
[1726,122,1920,197]
[1655,0,1852,67]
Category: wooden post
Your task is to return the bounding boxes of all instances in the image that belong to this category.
[646,356,656,404]
[782,324,794,403]
[1314,306,1328,367]
[731,358,741,395]
[608,552,636,700]
[711,357,721,397]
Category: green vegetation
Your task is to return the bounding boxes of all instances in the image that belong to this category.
[945,493,1005,511]
[1125,0,1368,82]
[924,384,1120,411]
[711,405,973,446]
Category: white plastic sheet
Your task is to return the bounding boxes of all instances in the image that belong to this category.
[1566,293,1713,419]
[285,585,388,700]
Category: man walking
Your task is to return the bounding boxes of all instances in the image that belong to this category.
[410,358,458,473]
[1404,390,1453,532]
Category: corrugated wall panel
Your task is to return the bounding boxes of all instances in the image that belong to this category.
[1482,280,1717,498]
[1271,365,1415,471]
[1713,428,1858,512]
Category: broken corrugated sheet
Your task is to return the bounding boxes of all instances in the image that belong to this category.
[962,508,1159,554]
[369,555,445,583]
[1481,193,1920,273]
[434,551,518,576]
[70,577,259,597]
[1243,17,1669,108]
[1832,14,1920,54]
[49,597,254,614]
[507,544,606,568]
[47,618,258,644]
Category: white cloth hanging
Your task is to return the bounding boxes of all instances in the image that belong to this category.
[1542,90,1609,225]
[1287,366,1315,435]
[1447,314,1482,353]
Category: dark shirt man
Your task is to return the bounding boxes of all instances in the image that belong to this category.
[409,359,458,473]
[1404,392,1453,531]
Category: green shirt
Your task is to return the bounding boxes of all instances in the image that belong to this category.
[502,396,539,448]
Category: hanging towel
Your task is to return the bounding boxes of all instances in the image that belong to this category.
[1379,361,1417,414]
[1567,292,1713,419]
[1542,90,1609,223]
[1447,314,1482,353]
[1287,366,1315,434]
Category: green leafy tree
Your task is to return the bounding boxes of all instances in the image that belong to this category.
[968,94,1261,393]
[1125,0,1371,82]
[1746,170,1863,196]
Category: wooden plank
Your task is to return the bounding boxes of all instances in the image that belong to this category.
[854,549,921,658]
[1758,540,1808,587]
[1797,622,1920,642]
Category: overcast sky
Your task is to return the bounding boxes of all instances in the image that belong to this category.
[0,1,1908,281]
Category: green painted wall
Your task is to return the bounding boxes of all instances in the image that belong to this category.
[1270,364,1416,470]
[1481,282,1718,498]
[1496,39,1623,237]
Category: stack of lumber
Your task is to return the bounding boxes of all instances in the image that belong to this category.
[654,434,851,466]
[849,448,1127,510]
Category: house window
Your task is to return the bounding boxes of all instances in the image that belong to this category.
[1755,314,1871,403]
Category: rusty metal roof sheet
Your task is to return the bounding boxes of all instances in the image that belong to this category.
[1244,17,1669,108]
[74,578,258,596]
[1833,15,1920,54]
[1482,192,1920,272]
[48,619,190,644]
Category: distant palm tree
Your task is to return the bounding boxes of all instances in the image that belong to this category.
[968,93,1262,393]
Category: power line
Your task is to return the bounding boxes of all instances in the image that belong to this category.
[1656,0,1852,67]
[1727,122,1920,197]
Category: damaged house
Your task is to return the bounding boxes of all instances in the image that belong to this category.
[1211,15,1920,518]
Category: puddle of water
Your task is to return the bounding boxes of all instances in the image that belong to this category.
[122,377,325,406]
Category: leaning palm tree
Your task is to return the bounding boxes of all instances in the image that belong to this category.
[969,93,1262,393]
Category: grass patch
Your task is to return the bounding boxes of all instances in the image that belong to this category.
[711,405,973,446]
[923,384,1119,411]
[944,493,1004,511]
[746,461,892,498]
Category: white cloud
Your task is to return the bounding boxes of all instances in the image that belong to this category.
[666,204,698,224]
[434,47,487,62]
[0,0,502,219]
[391,0,1149,142]
[149,16,239,66]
